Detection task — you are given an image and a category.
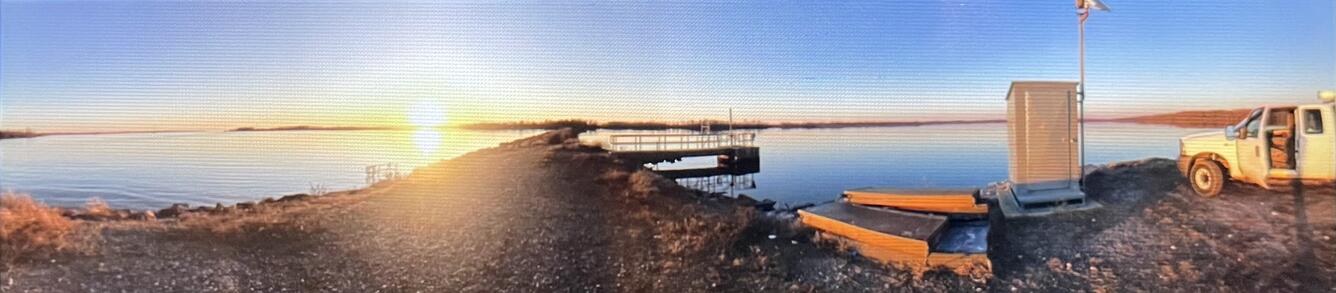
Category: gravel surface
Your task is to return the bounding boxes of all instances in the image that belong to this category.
[992,159,1336,292]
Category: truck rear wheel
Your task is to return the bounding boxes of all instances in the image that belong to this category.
[1189,159,1225,198]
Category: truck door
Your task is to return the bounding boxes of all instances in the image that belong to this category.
[1296,105,1335,180]
[1236,108,1270,187]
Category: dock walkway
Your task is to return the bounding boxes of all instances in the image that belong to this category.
[608,132,759,164]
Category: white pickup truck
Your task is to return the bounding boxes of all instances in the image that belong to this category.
[1179,91,1336,197]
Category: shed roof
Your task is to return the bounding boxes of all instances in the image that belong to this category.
[1005,81,1079,100]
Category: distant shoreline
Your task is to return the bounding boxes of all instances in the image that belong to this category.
[226,125,400,132]
[0,109,1254,140]
[1108,109,1252,129]
[0,130,42,140]
[465,108,1258,131]
[460,119,1008,131]
[0,126,401,140]
[0,129,200,140]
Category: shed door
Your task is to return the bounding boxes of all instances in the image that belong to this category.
[1021,89,1077,190]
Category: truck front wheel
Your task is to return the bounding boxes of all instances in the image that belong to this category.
[1189,159,1226,198]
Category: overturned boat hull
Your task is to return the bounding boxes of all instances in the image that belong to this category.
[799,201,990,271]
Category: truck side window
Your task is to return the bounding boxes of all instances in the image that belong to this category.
[1245,114,1262,139]
[1304,109,1325,134]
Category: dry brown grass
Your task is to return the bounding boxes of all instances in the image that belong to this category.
[82,198,113,218]
[660,211,749,256]
[178,189,374,237]
[1,192,77,265]
[627,170,664,198]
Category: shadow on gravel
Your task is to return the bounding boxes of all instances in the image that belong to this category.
[990,158,1336,292]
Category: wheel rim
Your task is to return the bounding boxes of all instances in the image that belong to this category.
[1193,167,1214,190]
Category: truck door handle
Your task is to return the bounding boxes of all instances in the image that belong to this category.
[1255,146,1260,157]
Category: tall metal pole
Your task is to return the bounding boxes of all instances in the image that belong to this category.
[1078,9,1088,186]
[728,108,735,145]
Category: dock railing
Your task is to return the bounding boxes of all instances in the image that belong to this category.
[608,132,756,152]
[365,162,405,186]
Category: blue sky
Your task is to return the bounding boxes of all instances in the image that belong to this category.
[2,1,1333,131]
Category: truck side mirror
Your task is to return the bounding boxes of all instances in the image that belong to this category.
[1226,125,1238,140]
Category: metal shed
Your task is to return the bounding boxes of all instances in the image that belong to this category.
[1000,81,1094,217]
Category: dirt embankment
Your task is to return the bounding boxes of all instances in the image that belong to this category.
[2,129,1332,292]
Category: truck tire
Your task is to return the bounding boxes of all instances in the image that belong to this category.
[1189,159,1225,198]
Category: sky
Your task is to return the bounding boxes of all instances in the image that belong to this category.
[2,0,1334,132]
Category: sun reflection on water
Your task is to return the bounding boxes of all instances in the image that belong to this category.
[412,128,443,155]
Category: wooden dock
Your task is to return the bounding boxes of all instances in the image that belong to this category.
[844,187,988,215]
[608,133,759,164]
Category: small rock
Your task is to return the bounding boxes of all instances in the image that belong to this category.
[755,199,777,211]
[209,203,236,214]
[131,211,156,221]
[157,203,190,218]
[279,193,310,202]
[736,194,760,206]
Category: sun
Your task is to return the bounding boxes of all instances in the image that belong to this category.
[407,100,447,128]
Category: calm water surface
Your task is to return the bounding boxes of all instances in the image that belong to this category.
[1,129,540,209]
[2,123,1210,209]
[586,122,1211,205]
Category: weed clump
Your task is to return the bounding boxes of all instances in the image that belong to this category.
[0,192,76,265]
[628,170,666,198]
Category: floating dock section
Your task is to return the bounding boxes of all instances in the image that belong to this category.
[799,188,990,272]
[844,187,989,215]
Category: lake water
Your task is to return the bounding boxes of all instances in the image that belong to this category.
[584,122,1212,205]
[1,123,1211,210]
[0,129,541,209]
